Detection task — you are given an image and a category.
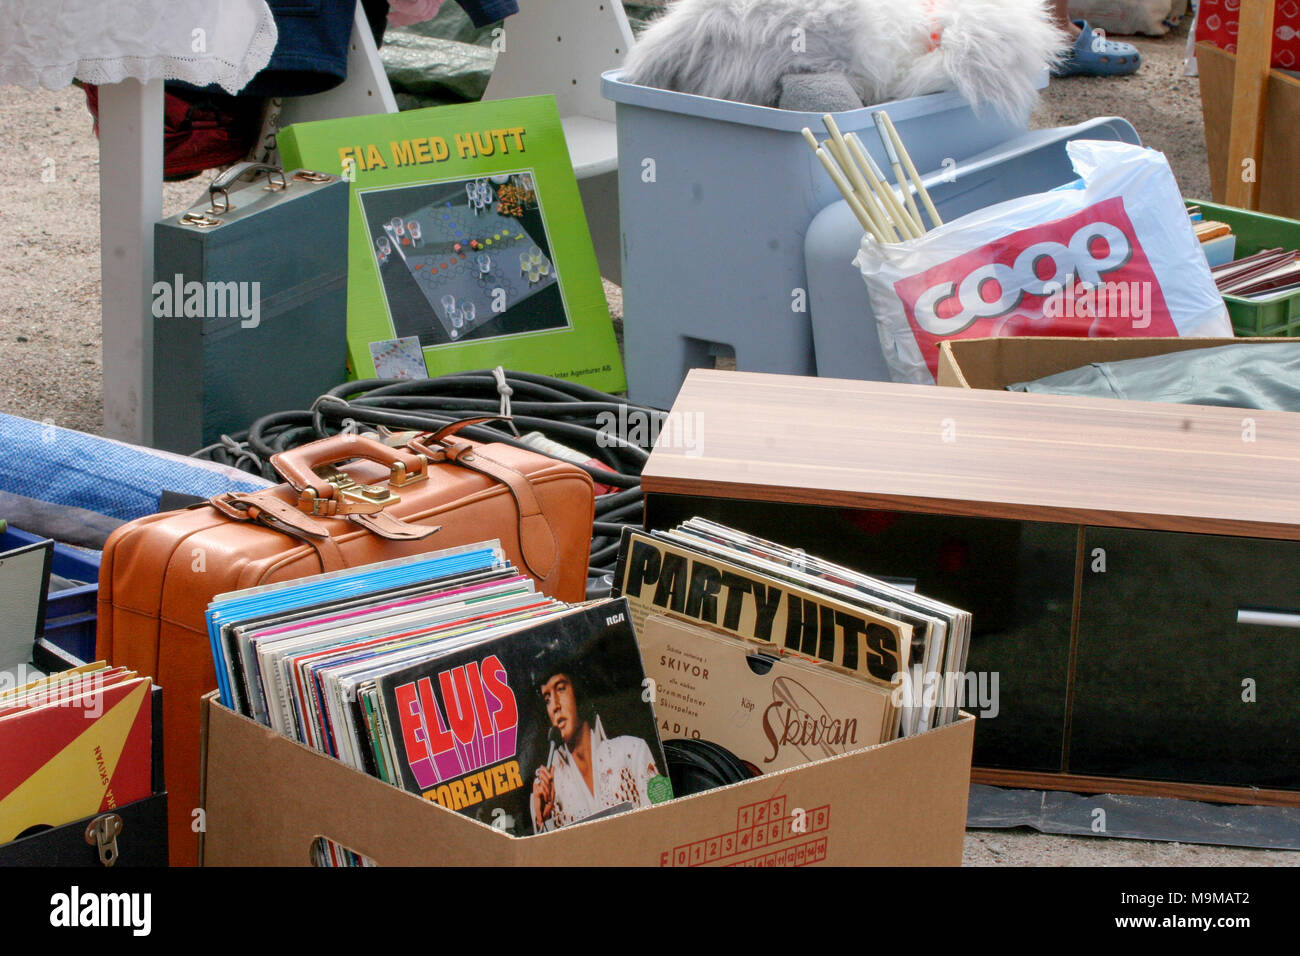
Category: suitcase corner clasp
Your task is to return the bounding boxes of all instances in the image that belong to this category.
[85,813,124,867]
[389,453,429,488]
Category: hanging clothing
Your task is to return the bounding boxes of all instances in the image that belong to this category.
[454,0,519,28]
[385,0,520,29]
[240,0,517,95]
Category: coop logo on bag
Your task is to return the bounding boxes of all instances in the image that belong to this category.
[892,197,1177,376]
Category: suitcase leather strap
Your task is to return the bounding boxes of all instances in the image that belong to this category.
[210,490,438,543]
[409,418,559,582]
[209,490,330,537]
[349,509,441,541]
[208,491,348,572]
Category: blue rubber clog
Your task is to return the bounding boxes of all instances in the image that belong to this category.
[1053,20,1142,77]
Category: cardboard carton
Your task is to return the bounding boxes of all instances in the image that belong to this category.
[1196,42,1300,221]
[199,692,974,867]
[936,336,1293,391]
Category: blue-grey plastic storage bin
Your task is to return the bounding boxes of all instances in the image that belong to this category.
[804,118,1141,382]
[602,68,1042,408]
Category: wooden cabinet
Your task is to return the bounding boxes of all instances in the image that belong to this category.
[642,370,1300,805]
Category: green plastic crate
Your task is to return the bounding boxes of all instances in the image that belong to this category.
[1187,198,1300,337]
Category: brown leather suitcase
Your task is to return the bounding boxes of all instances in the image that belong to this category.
[96,421,594,865]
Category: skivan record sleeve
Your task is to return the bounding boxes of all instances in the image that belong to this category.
[375,598,673,837]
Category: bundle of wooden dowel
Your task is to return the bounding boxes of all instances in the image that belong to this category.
[802,111,942,243]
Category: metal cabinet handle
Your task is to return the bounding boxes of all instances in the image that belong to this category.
[1237,608,1300,629]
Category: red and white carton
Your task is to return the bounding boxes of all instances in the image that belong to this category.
[856,140,1232,384]
[1197,0,1300,70]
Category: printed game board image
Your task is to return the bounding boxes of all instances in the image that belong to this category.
[359,171,568,349]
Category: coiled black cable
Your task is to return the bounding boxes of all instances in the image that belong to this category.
[192,370,667,598]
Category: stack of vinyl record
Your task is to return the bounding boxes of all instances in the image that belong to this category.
[612,520,972,738]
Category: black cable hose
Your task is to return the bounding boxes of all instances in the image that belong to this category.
[273,426,320,455]
[595,501,644,524]
[312,399,650,480]
[588,541,622,564]
[249,411,314,460]
[191,370,667,597]
[594,487,644,512]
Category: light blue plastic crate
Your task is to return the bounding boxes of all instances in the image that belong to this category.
[1,525,99,662]
[602,69,1042,409]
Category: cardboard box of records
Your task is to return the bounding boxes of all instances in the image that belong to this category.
[201,696,971,867]
[198,528,975,867]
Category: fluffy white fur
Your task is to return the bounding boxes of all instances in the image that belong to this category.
[621,0,1068,119]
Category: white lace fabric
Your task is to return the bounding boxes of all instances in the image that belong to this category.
[1,0,278,94]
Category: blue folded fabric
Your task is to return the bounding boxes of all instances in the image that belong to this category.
[0,413,271,524]
[1008,342,1300,412]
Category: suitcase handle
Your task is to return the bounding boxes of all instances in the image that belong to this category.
[271,434,429,517]
[208,162,288,214]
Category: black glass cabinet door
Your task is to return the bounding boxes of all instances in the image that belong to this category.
[1070,527,1300,790]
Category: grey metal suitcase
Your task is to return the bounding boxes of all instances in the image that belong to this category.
[152,162,348,454]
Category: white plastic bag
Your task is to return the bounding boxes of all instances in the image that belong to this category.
[856,140,1233,385]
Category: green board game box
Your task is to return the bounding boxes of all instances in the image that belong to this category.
[277,96,625,391]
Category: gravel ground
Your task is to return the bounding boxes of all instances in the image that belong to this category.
[1,19,1293,867]
[0,89,201,434]
[966,829,1299,867]
[1030,20,1210,201]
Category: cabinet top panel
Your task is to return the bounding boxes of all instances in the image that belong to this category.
[642,371,1300,540]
